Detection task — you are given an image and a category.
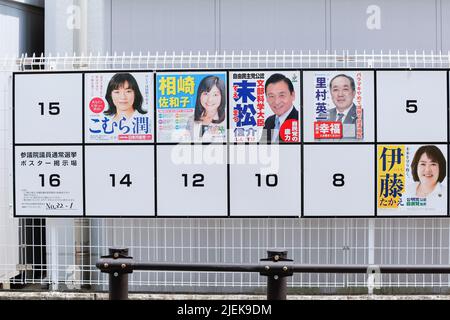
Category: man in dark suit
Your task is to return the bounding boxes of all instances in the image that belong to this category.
[263,73,299,143]
[328,74,357,124]
[327,103,357,124]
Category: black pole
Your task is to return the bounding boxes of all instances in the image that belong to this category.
[265,250,288,300]
[108,248,129,300]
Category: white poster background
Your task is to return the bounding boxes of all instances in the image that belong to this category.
[303,144,375,216]
[377,71,447,142]
[14,146,83,216]
[157,145,227,216]
[229,145,301,216]
[15,73,83,144]
[84,145,155,216]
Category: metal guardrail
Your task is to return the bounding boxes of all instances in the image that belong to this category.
[96,248,450,300]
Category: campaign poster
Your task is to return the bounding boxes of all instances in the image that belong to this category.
[377,144,447,216]
[303,71,374,142]
[229,71,300,143]
[156,72,227,143]
[85,72,153,143]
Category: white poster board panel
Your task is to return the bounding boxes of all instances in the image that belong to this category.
[14,73,82,144]
[303,70,375,142]
[229,70,301,143]
[229,145,301,216]
[377,71,447,142]
[14,146,83,216]
[84,145,155,216]
[157,145,227,216]
[84,72,154,143]
[377,144,448,216]
[303,144,375,216]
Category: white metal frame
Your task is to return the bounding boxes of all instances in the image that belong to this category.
[2,50,450,71]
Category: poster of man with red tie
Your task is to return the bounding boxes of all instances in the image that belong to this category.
[229,71,300,143]
[302,71,375,142]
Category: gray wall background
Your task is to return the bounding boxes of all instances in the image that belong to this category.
[45,0,450,55]
[0,0,44,285]
[0,0,44,56]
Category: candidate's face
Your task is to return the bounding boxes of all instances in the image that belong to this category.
[111,81,135,112]
[330,76,355,112]
[417,152,439,186]
[266,81,295,117]
[200,84,222,114]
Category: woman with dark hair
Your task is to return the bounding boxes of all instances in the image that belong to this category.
[185,75,226,141]
[402,145,447,210]
[104,73,147,121]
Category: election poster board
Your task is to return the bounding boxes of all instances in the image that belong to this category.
[376,71,447,142]
[229,144,301,216]
[85,72,154,143]
[84,145,155,216]
[12,69,450,218]
[156,144,228,216]
[303,70,375,142]
[303,144,375,217]
[229,70,301,143]
[14,73,83,144]
[14,146,83,216]
[156,71,227,143]
[377,144,448,216]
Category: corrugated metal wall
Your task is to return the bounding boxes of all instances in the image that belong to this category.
[44,0,450,54]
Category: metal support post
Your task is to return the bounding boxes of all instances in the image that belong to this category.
[260,249,293,300]
[96,248,133,300]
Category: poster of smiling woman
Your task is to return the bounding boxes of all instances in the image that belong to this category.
[156,71,227,143]
[85,72,153,143]
[377,144,447,216]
